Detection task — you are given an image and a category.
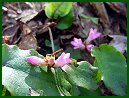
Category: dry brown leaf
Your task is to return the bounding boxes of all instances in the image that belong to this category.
[90,2,110,28]
[106,2,127,16]
[17,9,38,23]
[25,2,46,11]
[73,3,99,38]
[109,35,127,53]
[3,24,19,36]
[18,34,37,50]
[18,23,37,50]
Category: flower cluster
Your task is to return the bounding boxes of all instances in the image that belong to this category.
[71,38,85,50]
[27,28,100,67]
[71,28,101,52]
[27,52,71,67]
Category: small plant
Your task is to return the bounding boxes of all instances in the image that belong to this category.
[45,2,74,30]
[2,43,127,96]
[2,2,127,96]
[71,28,101,52]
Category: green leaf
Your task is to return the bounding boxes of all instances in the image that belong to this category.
[62,61,98,91]
[2,85,11,96]
[52,68,72,96]
[45,40,52,47]
[80,14,98,24]
[2,44,61,96]
[45,2,72,19]
[65,47,83,60]
[56,9,74,30]
[45,39,60,54]
[78,87,101,96]
[91,44,127,96]
[93,60,102,83]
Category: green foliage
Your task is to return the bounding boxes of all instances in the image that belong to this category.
[56,9,74,30]
[93,60,102,83]
[45,2,73,30]
[62,61,98,90]
[51,68,72,96]
[2,44,61,96]
[45,2,72,19]
[80,14,98,24]
[2,44,127,96]
[91,44,127,96]
[2,85,11,96]
[45,40,52,47]
[2,44,98,96]
[65,47,83,60]
[78,87,101,96]
[45,39,60,52]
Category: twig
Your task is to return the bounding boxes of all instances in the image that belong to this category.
[52,48,63,55]
[2,25,14,34]
[37,22,56,35]
[12,34,21,44]
[48,27,54,53]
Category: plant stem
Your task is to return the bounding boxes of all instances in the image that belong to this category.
[48,27,66,95]
[48,27,54,52]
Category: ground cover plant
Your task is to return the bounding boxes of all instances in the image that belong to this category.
[2,2,127,96]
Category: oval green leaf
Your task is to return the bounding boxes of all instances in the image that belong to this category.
[91,44,127,96]
[2,44,61,96]
[45,2,72,19]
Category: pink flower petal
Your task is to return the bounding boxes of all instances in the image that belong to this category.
[71,41,78,46]
[74,37,79,42]
[55,52,71,67]
[73,46,79,49]
[64,53,70,58]
[86,44,94,52]
[86,28,101,42]
[71,37,85,50]
[27,56,45,65]
[56,52,65,62]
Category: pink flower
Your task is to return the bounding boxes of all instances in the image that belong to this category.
[55,52,71,67]
[71,38,85,50]
[27,52,71,67]
[86,28,101,43]
[27,56,45,65]
[86,44,94,52]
